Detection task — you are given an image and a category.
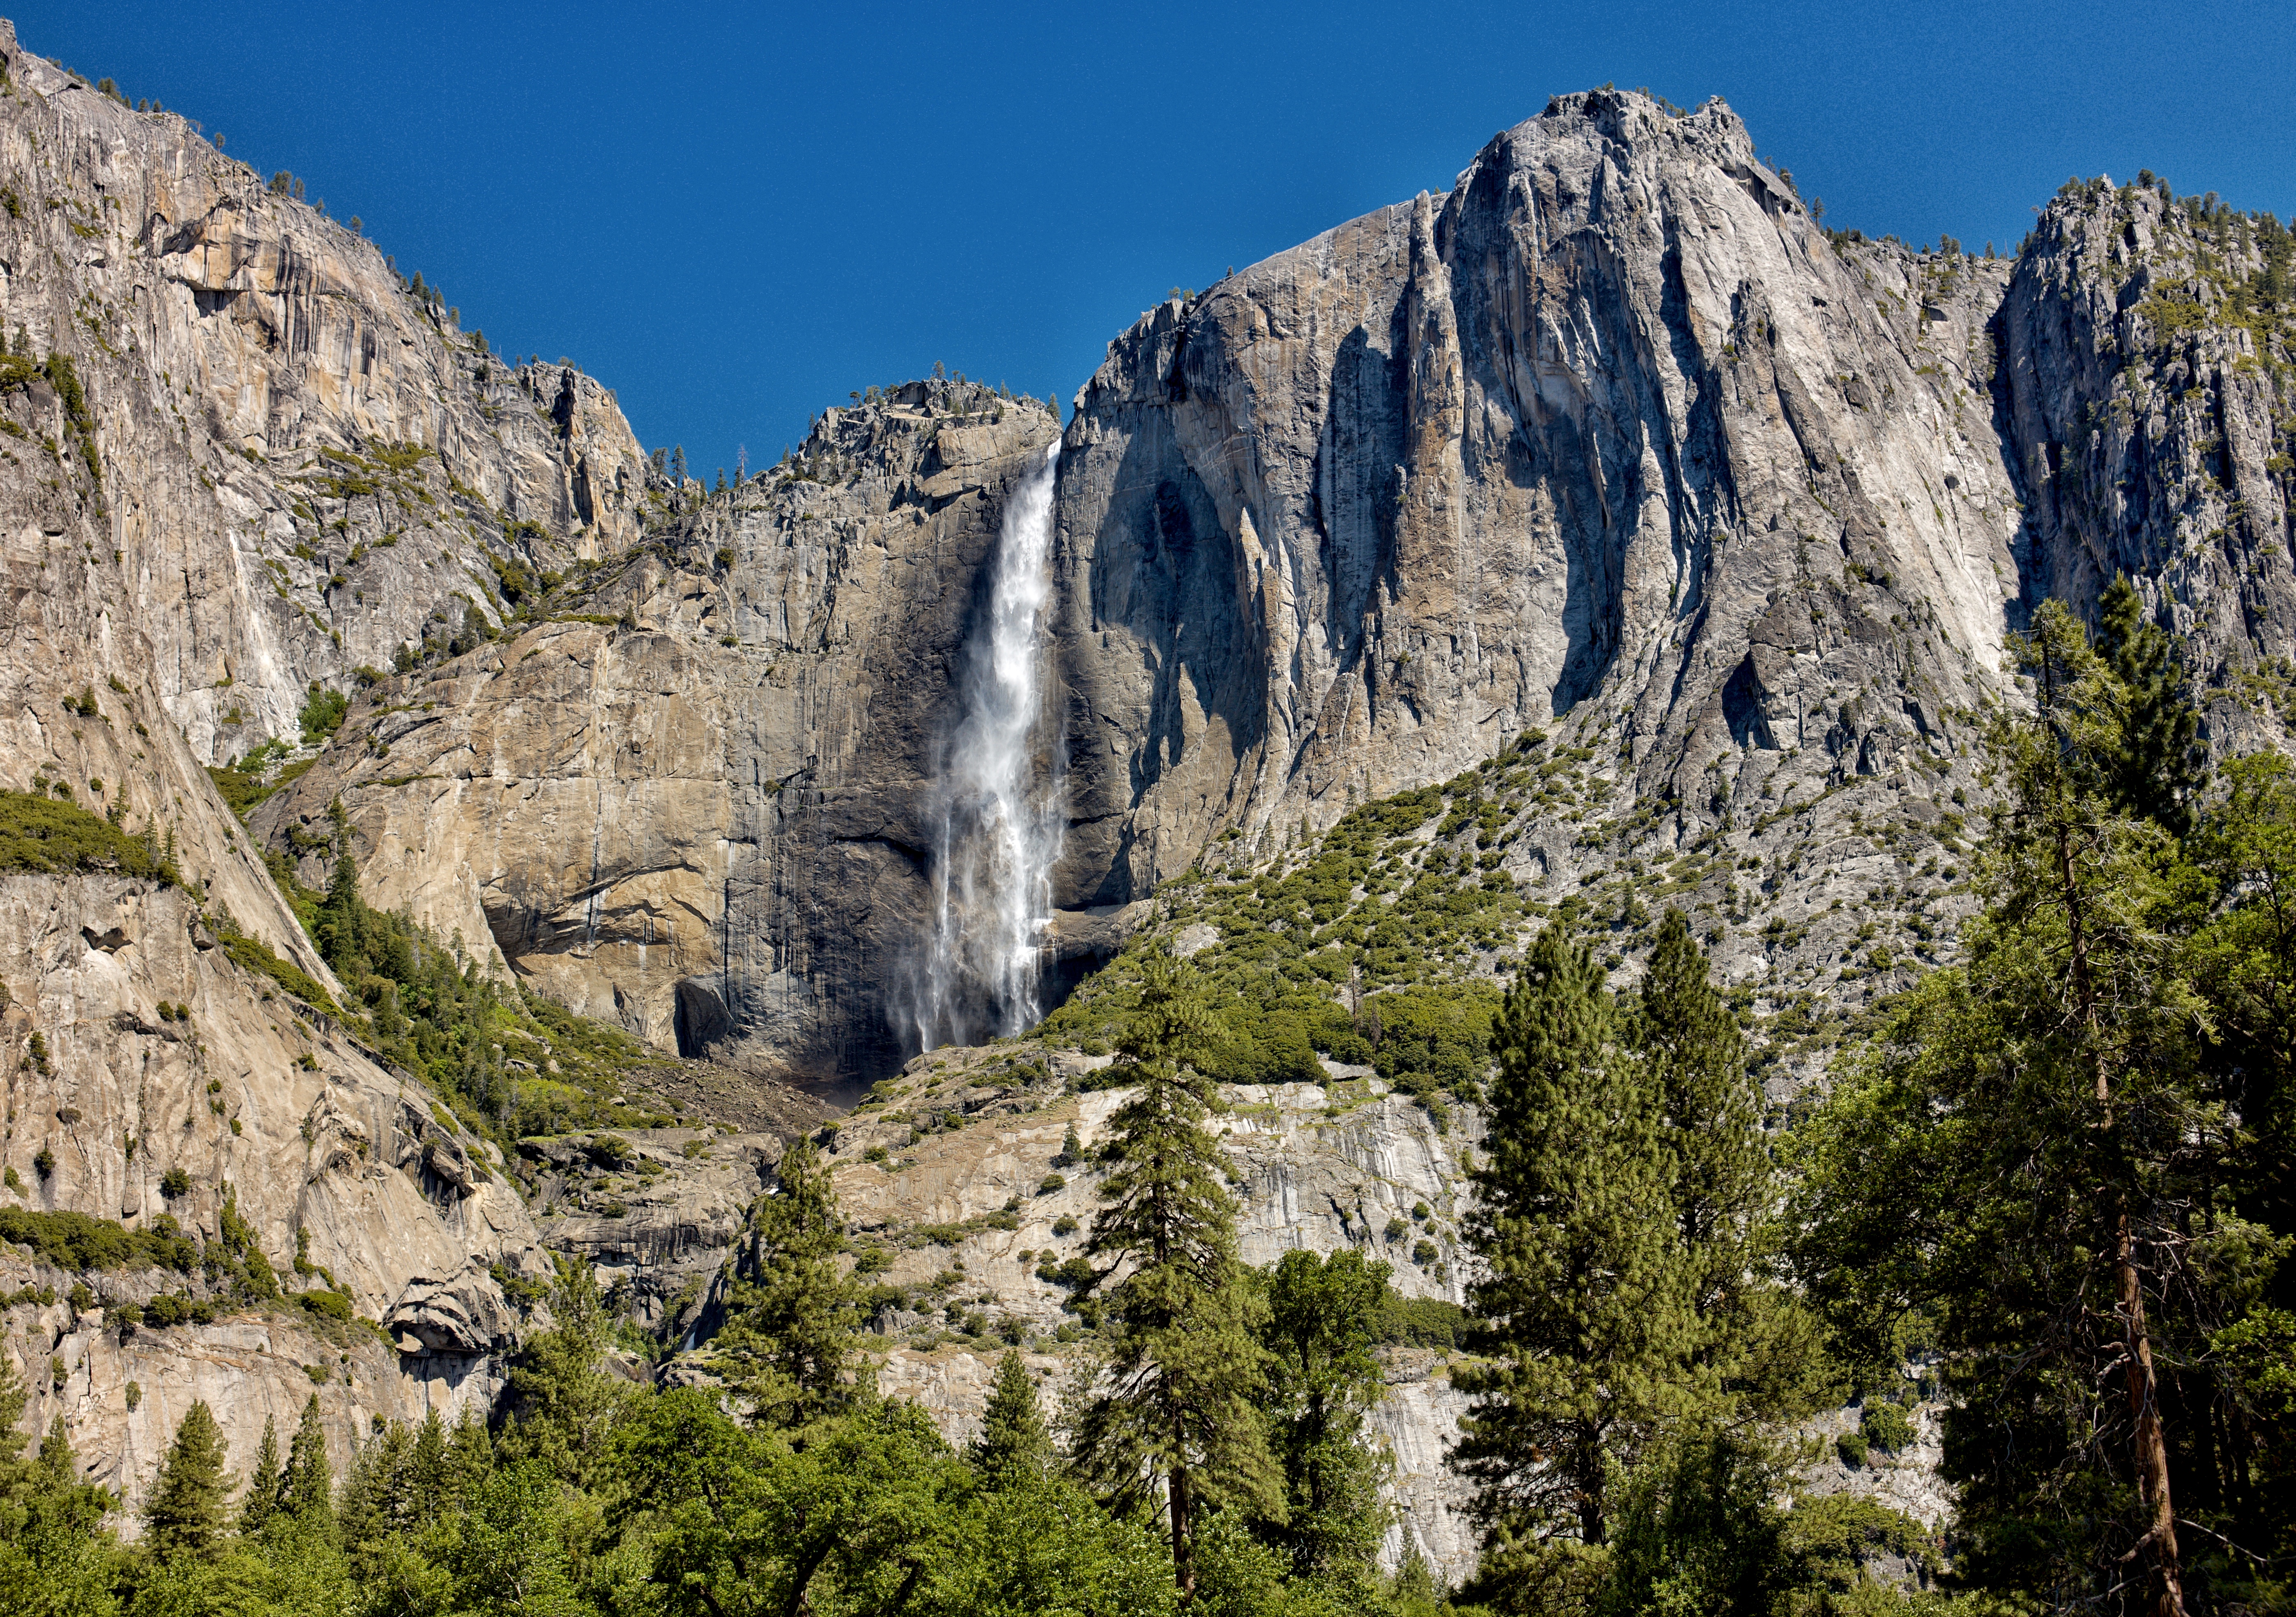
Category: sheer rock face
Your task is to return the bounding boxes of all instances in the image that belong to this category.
[253,390,1062,1089]
[0,873,548,1508]
[0,23,569,1482]
[523,1126,787,1341]
[1997,182,2296,717]
[0,22,643,769]
[1049,88,2027,908]
[1,1283,442,1533]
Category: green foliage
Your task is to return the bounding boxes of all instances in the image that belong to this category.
[0,1206,197,1272]
[0,790,170,883]
[973,1349,1053,1489]
[144,1401,229,1561]
[298,682,350,743]
[1041,759,1556,1095]
[1789,598,2295,1612]
[1255,1248,1395,1584]
[1072,948,1285,1595]
[712,1140,864,1428]
[1458,906,1825,1597]
[0,1352,120,1615]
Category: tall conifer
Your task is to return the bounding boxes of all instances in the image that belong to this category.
[973,1350,1052,1488]
[716,1138,860,1429]
[1071,947,1283,1596]
[1454,927,1697,1553]
[145,1400,230,1559]
[237,1414,282,1533]
[283,1394,332,1527]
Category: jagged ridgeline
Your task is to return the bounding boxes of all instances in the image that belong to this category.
[3,15,2296,1615]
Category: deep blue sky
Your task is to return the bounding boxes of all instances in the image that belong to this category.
[33,2,2296,476]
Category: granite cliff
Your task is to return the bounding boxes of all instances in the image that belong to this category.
[5,11,2294,1571]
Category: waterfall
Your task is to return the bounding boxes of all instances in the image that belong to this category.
[912,441,1063,1050]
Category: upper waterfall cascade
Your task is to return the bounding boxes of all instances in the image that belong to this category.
[911,441,1064,1050]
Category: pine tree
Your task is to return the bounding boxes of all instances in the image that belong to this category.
[502,1259,627,1486]
[409,1407,449,1518]
[145,1400,230,1559]
[972,1350,1052,1489]
[1071,947,1283,1597]
[237,1414,282,1533]
[1258,1247,1394,1582]
[1791,600,2246,1616]
[715,1138,860,1429]
[1454,927,1697,1555]
[282,1393,332,1526]
[1636,910,1764,1270]
[2095,573,2205,834]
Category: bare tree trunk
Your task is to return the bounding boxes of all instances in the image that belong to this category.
[2118,1207,2188,1617]
[1171,1460,1194,1596]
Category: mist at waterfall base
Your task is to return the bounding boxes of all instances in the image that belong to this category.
[909,443,1065,1053]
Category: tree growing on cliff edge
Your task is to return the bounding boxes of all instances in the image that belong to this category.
[1070,947,1283,1598]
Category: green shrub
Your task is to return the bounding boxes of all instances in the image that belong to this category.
[1051,1215,1079,1237]
[1377,1295,1469,1347]
[295,1288,352,1324]
[1384,1217,1409,1242]
[219,928,339,1014]
[299,683,349,742]
[160,1168,191,1198]
[141,1291,217,1328]
[1835,1431,1870,1469]
[1037,1173,1066,1195]
[0,790,170,882]
[1860,1399,1914,1453]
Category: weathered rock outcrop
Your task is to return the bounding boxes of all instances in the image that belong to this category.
[254,387,1061,1087]
[0,19,604,1515]
[1050,90,2030,911]
[0,25,646,767]
[523,1125,788,1339]
[1997,178,2296,713]
[0,872,550,1510]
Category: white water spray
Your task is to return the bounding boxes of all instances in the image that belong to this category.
[912,442,1063,1049]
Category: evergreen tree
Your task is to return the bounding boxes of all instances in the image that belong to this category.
[408,1407,449,1520]
[1257,1247,1393,1583]
[715,1138,861,1429]
[1071,947,1284,1597]
[1789,600,2269,1615]
[972,1350,1052,1489]
[281,1394,332,1529]
[237,1415,281,1534]
[0,1377,118,1616]
[144,1400,230,1559]
[1454,927,1697,1559]
[2095,573,2205,835]
[502,1259,628,1485]
[1632,909,1829,1427]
